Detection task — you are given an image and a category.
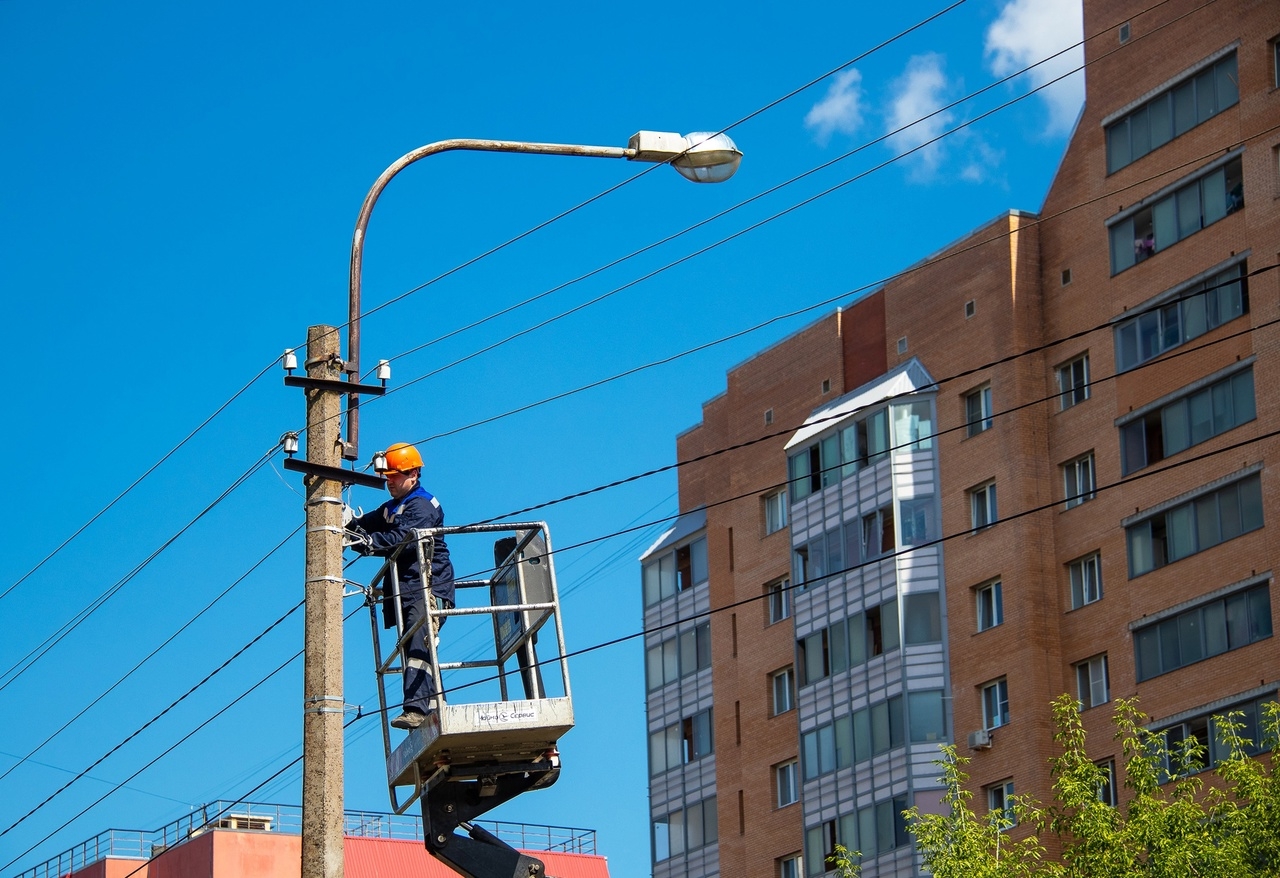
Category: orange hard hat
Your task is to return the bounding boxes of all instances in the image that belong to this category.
[381,442,423,473]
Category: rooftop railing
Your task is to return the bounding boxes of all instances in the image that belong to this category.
[13,802,595,878]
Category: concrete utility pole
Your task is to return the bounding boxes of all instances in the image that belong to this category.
[300,324,345,878]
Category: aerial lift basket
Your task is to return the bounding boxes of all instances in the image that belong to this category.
[365,521,573,878]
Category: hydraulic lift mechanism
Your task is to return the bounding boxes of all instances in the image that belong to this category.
[361,522,573,878]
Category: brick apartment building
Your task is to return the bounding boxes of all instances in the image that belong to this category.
[640,1,1280,876]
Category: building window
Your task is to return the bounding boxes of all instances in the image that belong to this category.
[804,821,839,878]
[977,580,1004,631]
[1076,654,1111,709]
[1120,365,1256,474]
[652,796,718,862]
[799,599,901,690]
[1097,759,1118,806]
[970,481,998,531]
[646,623,711,691]
[778,854,803,878]
[776,760,800,807]
[899,496,936,546]
[820,695,906,765]
[1108,155,1244,275]
[772,667,796,716]
[764,489,788,534]
[854,796,910,859]
[861,504,895,559]
[1274,36,1280,88]
[1156,692,1276,778]
[646,638,679,692]
[799,629,830,686]
[1114,262,1248,373]
[788,401,934,503]
[643,535,708,607]
[768,578,792,624]
[965,384,993,436]
[1063,453,1096,509]
[903,592,942,644]
[892,399,935,452]
[865,599,900,658]
[1134,582,1273,681]
[1058,354,1090,410]
[909,690,947,743]
[1105,50,1238,173]
[1126,473,1264,577]
[680,622,711,678]
[802,717,849,780]
[1069,553,1103,609]
[987,780,1016,828]
[765,407,774,426]
[648,708,714,775]
[982,678,1010,730]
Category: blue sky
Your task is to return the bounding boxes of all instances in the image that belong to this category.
[0,0,1083,874]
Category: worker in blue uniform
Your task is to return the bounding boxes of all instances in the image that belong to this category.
[347,442,455,730]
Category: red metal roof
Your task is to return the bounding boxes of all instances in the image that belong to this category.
[344,836,610,878]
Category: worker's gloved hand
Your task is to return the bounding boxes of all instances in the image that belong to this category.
[344,524,372,554]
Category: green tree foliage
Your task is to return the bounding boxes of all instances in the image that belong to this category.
[902,694,1280,878]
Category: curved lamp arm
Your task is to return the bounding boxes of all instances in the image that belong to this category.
[345,132,742,460]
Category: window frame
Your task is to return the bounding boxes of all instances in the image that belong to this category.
[1107,154,1244,275]
[1069,552,1103,609]
[768,578,792,624]
[1075,654,1111,710]
[643,535,709,607]
[778,854,803,878]
[1104,49,1239,173]
[776,759,800,808]
[1126,472,1264,577]
[977,579,1004,631]
[1063,452,1097,509]
[1097,759,1118,806]
[982,678,1010,730]
[1133,582,1273,681]
[772,667,796,716]
[1113,262,1248,373]
[965,384,993,437]
[765,488,788,535]
[1057,354,1090,410]
[986,780,1017,828]
[970,481,998,531]
[1119,364,1256,474]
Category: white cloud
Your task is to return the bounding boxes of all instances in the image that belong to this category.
[804,69,864,145]
[960,140,1006,183]
[885,53,953,177]
[985,0,1085,134]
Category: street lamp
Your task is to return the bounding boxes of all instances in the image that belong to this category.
[294,128,741,878]
[342,129,743,459]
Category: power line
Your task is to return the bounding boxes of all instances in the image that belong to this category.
[16,256,1267,856]
[0,444,280,694]
[0,361,281,607]
[277,0,1189,475]
[351,0,977,375]
[0,599,376,869]
[373,4,1090,376]
[367,3,1233,455]
[16,302,1267,871]
[0,597,305,849]
[0,526,302,786]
